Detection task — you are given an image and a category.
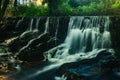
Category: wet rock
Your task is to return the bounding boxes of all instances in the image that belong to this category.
[101,59,120,74]
[0,52,22,75]
[110,17,120,58]
[0,75,15,80]
[97,59,120,80]
[0,17,21,42]
[17,33,51,61]
[57,17,69,43]
[15,17,30,32]
[57,50,116,80]
[8,31,39,53]
[4,17,70,62]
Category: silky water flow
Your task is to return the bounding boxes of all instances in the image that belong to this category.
[16,16,114,80]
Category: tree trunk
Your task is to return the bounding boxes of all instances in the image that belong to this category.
[0,0,10,22]
[0,0,3,16]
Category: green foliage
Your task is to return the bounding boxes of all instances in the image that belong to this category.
[111,2,120,9]
[97,1,104,10]
[59,2,73,15]
[81,2,97,14]
[16,4,48,17]
[3,0,120,16]
[58,0,120,15]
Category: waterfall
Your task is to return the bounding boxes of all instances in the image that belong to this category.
[44,17,49,33]
[53,16,111,59]
[17,17,50,55]
[24,16,114,80]
[16,17,24,28]
[55,18,60,45]
[29,18,34,32]
[35,17,41,32]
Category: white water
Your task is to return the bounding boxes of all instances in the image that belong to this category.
[16,17,24,28]
[55,18,60,45]
[24,16,114,80]
[55,75,67,80]
[17,17,50,55]
[34,17,41,32]
[44,17,49,33]
[54,16,111,58]
[29,18,34,32]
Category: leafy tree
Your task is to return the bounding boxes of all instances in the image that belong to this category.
[59,2,73,15]
[16,4,48,16]
[44,0,68,15]
[1,0,120,16]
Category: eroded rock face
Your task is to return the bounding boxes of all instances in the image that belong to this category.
[0,17,69,62]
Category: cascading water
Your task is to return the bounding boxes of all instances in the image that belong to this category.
[22,16,114,80]
[17,17,50,55]
[44,17,49,33]
[54,16,111,59]
[35,17,41,32]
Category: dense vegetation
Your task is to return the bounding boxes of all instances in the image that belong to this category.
[4,0,49,17]
[1,0,120,17]
[59,0,120,15]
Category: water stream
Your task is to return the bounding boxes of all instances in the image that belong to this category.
[14,16,114,80]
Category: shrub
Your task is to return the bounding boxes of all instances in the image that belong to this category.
[16,4,48,17]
